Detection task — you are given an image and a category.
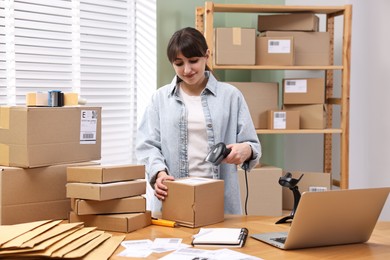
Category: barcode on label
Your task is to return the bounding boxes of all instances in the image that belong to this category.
[309,186,328,192]
[269,40,279,46]
[274,112,286,119]
[83,133,95,139]
[286,80,296,86]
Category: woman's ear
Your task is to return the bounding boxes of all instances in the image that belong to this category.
[205,49,210,59]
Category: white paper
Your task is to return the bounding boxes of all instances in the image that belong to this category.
[273,112,286,129]
[284,79,307,93]
[151,238,184,253]
[268,39,291,53]
[119,239,153,257]
[118,238,188,258]
[159,248,263,260]
[80,110,98,144]
[121,239,153,249]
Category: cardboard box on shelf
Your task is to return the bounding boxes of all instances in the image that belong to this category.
[263,31,330,66]
[71,196,146,215]
[283,104,327,129]
[0,106,101,168]
[162,177,224,228]
[283,78,325,105]
[256,36,294,65]
[282,171,331,210]
[69,211,152,233]
[258,13,320,32]
[238,165,283,216]
[229,82,279,129]
[67,164,145,184]
[215,27,256,65]
[66,179,146,201]
[0,162,96,225]
[268,110,300,130]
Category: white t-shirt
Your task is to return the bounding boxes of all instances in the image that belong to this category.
[179,87,212,178]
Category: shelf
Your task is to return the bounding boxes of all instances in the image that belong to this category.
[256,129,342,134]
[212,65,343,70]
[196,2,352,189]
[211,4,346,15]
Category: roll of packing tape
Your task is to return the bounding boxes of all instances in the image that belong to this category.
[48,90,64,107]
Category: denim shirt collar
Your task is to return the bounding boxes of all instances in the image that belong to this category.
[168,71,217,98]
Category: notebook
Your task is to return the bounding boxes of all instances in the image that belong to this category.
[251,187,390,250]
[192,228,248,247]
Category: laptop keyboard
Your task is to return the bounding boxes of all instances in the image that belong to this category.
[271,237,287,244]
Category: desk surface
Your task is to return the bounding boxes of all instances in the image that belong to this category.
[110,215,390,259]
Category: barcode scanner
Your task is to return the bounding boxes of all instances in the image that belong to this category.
[204,142,231,166]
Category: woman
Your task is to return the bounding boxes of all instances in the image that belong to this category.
[136,27,261,214]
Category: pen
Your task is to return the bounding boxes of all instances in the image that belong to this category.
[151,218,178,227]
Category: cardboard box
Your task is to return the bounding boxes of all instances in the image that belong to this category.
[69,211,152,233]
[66,179,146,201]
[256,36,294,65]
[229,82,279,129]
[258,13,319,32]
[0,162,96,225]
[215,27,256,65]
[282,171,331,210]
[3,200,70,225]
[71,196,146,215]
[238,165,282,216]
[268,110,300,130]
[0,106,101,168]
[264,31,330,66]
[284,104,327,129]
[162,177,224,228]
[283,78,325,104]
[67,164,145,184]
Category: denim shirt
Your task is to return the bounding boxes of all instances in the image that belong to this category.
[136,72,261,214]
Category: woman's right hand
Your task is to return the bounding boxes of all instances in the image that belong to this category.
[154,171,175,200]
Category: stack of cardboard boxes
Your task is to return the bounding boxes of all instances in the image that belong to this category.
[0,106,101,224]
[214,13,330,67]
[283,78,327,129]
[214,13,329,131]
[66,164,151,233]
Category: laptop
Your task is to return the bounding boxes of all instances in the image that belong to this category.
[251,187,390,250]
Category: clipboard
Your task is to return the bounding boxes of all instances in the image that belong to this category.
[191,227,248,248]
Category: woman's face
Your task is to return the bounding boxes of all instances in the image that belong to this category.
[172,51,209,87]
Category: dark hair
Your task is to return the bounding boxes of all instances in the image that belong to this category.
[167,27,211,71]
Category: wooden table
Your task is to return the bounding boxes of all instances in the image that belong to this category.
[109,215,390,259]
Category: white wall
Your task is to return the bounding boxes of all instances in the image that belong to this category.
[286,0,390,220]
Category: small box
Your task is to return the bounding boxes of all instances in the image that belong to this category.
[258,13,319,32]
[71,196,146,215]
[238,165,282,216]
[256,36,294,65]
[229,82,279,129]
[66,179,146,201]
[284,104,327,129]
[67,164,145,184]
[0,162,96,225]
[0,106,101,168]
[268,110,300,130]
[282,171,331,210]
[264,31,330,66]
[283,78,325,104]
[162,177,224,228]
[69,211,152,233]
[215,27,256,65]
